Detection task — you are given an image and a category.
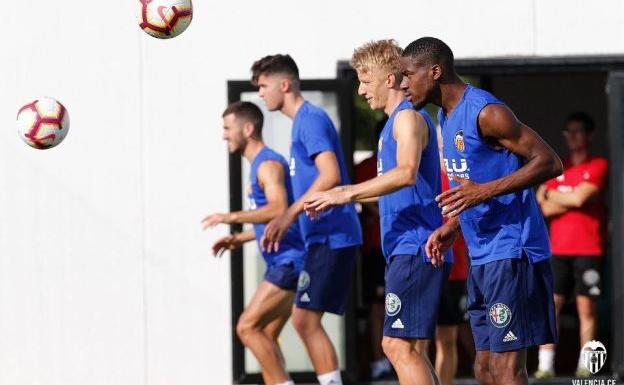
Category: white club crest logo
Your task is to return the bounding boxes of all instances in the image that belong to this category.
[581,340,607,374]
[385,293,401,316]
[297,271,310,291]
[489,303,512,328]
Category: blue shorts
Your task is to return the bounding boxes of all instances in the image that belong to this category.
[468,255,557,352]
[295,243,357,315]
[264,262,299,291]
[383,254,451,339]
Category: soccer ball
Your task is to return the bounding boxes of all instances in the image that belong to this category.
[16,97,70,149]
[138,0,193,39]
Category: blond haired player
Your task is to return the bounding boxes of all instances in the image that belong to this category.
[305,40,450,385]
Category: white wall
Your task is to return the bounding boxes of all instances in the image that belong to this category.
[1,1,622,384]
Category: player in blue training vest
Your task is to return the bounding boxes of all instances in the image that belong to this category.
[399,37,563,385]
[202,101,304,385]
[305,40,450,385]
[251,55,362,385]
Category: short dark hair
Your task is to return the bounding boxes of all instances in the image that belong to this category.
[251,54,300,86]
[222,101,264,138]
[402,37,455,73]
[565,111,595,133]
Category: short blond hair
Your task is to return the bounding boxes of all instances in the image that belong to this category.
[350,39,403,77]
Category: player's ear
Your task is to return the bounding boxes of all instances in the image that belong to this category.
[243,121,255,138]
[280,77,291,93]
[432,64,442,81]
[386,73,396,88]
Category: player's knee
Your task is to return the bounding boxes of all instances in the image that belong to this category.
[489,355,522,381]
[291,310,316,336]
[381,336,407,361]
[236,316,258,344]
[473,356,491,382]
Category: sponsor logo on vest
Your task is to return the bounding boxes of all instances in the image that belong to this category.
[454,130,465,152]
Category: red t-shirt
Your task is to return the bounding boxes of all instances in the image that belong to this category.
[355,155,381,252]
[441,172,469,281]
[545,156,608,256]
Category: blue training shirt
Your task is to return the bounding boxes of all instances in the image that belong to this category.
[377,99,450,263]
[249,146,305,270]
[438,85,551,265]
[290,101,362,249]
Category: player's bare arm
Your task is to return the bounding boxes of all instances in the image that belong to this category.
[545,182,600,209]
[212,229,255,257]
[202,160,288,229]
[437,104,563,217]
[261,150,341,252]
[304,110,427,216]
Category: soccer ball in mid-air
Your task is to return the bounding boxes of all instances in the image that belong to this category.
[138,0,193,39]
[16,97,70,150]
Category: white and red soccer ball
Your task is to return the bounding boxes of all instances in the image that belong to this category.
[138,0,193,39]
[16,97,70,150]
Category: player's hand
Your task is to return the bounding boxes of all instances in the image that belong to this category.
[211,234,242,257]
[425,222,459,267]
[260,212,294,253]
[436,177,489,218]
[201,213,233,230]
[304,187,351,220]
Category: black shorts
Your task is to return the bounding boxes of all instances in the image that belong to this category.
[437,279,468,325]
[551,255,602,298]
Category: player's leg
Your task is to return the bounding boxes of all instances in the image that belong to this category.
[382,337,436,385]
[435,325,458,385]
[291,307,337,373]
[292,244,357,384]
[474,351,495,385]
[382,255,448,385]
[236,279,295,385]
[467,265,495,385]
[262,294,294,376]
[435,279,466,385]
[536,256,571,378]
[489,349,528,385]
[484,256,556,385]
[573,256,601,376]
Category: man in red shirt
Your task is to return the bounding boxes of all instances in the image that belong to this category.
[535,112,608,378]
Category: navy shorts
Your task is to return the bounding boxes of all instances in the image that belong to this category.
[468,255,558,352]
[295,243,357,315]
[264,262,299,291]
[383,254,450,339]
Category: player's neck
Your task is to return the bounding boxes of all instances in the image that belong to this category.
[570,149,590,165]
[439,80,467,117]
[384,89,405,116]
[243,140,264,164]
[281,93,305,119]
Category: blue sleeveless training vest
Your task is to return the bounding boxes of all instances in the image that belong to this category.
[438,85,551,265]
[377,99,448,263]
[249,146,305,269]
